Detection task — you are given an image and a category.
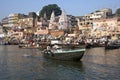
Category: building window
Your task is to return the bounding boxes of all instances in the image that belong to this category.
[80,23,83,25]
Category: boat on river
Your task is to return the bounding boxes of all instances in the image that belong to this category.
[105,39,120,50]
[18,42,49,49]
[105,43,120,50]
[43,45,85,61]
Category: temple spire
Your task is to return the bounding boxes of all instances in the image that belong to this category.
[58,10,68,30]
[49,11,55,29]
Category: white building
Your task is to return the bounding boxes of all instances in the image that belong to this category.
[58,10,68,30]
[90,11,105,19]
[8,14,21,27]
[49,11,56,29]
[0,26,5,38]
[87,8,112,20]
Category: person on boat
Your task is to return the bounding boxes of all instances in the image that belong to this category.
[105,37,109,47]
[47,46,51,51]
[52,45,62,52]
[46,45,55,56]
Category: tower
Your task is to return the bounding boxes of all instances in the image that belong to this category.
[58,10,68,30]
[49,11,55,29]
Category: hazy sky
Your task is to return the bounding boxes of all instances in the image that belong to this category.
[0,0,120,21]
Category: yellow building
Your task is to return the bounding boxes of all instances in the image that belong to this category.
[92,18,120,37]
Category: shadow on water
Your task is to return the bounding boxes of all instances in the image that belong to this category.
[45,58,84,70]
[34,58,85,80]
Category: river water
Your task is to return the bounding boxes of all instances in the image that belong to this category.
[0,45,120,80]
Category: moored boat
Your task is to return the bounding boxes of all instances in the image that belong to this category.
[105,43,120,50]
[43,45,86,61]
[105,39,120,50]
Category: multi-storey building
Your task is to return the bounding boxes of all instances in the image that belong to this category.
[76,16,92,36]
[76,8,113,33]
[89,8,112,20]
[0,26,5,37]
[17,12,37,36]
[8,14,21,28]
[2,13,27,28]
[78,8,112,27]
[18,18,34,34]
[1,17,9,27]
[91,17,120,37]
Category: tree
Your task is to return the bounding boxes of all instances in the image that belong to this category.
[39,4,62,20]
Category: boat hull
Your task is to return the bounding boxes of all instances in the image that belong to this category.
[105,45,120,50]
[43,49,85,61]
